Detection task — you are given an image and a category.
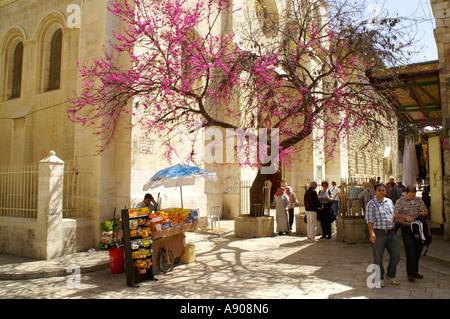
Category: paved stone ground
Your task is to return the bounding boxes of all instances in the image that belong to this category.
[1,229,449,300]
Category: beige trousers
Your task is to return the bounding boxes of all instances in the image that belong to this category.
[306,211,317,242]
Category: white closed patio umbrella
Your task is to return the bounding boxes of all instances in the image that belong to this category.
[402,137,417,187]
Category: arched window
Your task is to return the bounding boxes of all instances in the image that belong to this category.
[10,41,23,99]
[1,27,25,101]
[48,29,62,91]
[255,0,279,38]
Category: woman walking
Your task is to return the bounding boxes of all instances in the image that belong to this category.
[394,186,428,282]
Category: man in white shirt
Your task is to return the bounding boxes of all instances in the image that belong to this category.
[330,181,340,219]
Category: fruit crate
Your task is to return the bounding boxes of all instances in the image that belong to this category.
[151,221,202,240]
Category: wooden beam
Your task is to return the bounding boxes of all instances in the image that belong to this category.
[410,79,440,105]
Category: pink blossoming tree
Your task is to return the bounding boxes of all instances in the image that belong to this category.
[70,0,423,215]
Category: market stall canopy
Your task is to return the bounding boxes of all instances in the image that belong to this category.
[367,60,441,130]
[143,164,218,208]
[143,164,218,190]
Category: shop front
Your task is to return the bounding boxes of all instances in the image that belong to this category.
[368,60,445,236]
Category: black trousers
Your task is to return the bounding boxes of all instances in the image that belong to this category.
[400,224,423,276]
[319,205,332,238]
[288,208,294,230]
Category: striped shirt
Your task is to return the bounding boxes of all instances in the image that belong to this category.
[365,197,395,230]
[394,196,428,226]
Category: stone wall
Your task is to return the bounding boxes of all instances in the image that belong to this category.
[335,218,370,244]
[0,0,83,165]
[0,218,38,258]
[346,123,398,182]
[235,215,274,238]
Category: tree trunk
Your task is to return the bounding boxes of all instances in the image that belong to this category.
[249,166,271,217]
[248,126,312,216]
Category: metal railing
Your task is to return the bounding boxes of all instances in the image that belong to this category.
[63,167,92,219]
[0,163,92,219]
[0,164,38,219]
[239,180,273,217]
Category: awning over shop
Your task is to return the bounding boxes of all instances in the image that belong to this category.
[367,60,441,131]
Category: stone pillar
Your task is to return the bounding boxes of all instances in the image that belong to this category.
[431,0,450,240]
[36,150,65,259]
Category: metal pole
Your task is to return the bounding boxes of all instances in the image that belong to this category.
[180,186,183,208]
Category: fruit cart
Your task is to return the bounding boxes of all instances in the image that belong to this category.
[121,207,201,287]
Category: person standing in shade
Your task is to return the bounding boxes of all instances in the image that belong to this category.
[394,185,428,282]
[359,181,374,214]
[285,187,299,232]
[387,181,400,205]
[365,183,400,287]
[422,185,431,210]
[318,181,333,239]
[396,180,406,198]
[347,180,364,215]
[273,187,290,235]
[330,181,340,219]
[304,181,322,243]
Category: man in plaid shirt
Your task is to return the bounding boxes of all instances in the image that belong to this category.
[365,183,401,287]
